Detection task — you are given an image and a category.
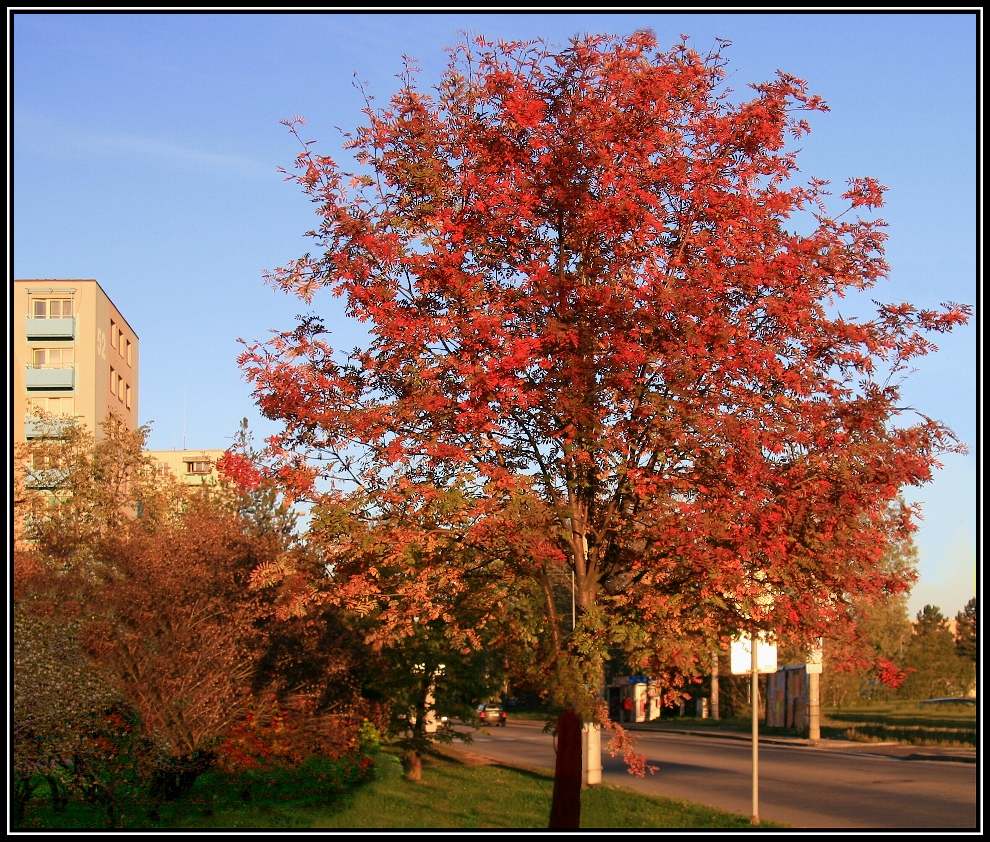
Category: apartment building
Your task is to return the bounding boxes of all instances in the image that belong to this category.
[145,449,225,487]
[14,279,139,443]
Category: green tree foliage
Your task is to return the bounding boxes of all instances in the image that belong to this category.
[11,598,122,825]
[369,619,505,780]
[899,605,975,700]
[954,597,976,662]
[818,520,916,706]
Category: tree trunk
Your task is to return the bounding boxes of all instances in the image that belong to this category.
[404,750,423,782]
[548,707,582,829]
[405,689,427,781]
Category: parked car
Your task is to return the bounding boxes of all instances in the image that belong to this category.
[477,702,507,727]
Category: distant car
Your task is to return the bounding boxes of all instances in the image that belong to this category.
[477,702,507,727]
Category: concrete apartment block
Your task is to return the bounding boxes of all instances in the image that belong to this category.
[14,279,140,442]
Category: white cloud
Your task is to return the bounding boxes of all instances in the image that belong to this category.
[16,112,266,178]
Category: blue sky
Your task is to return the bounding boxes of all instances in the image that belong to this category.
[12,12,977,619]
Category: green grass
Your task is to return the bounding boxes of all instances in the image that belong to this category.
[821,700,976,747]
[19,754,374,830]
[315,750,786,829]
[649,700,976,746]
[503,709,555,722]
[20,750,786,829]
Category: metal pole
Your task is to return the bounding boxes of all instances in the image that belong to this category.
[751,634,760,825]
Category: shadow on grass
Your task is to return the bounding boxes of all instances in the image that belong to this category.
[20,748,789,829]
[315,744,788,829]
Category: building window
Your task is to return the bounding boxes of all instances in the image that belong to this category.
[125,383,132,409]
[110,366,117,396]
[32,348,74,368]
[185,461,211,474]
[28,396,75,416]
[110,320,118,349]
[32,453,54,471]
[125,338,133,366]
[32,298,73,319]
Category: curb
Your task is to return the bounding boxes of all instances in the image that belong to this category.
[622,725,977,763]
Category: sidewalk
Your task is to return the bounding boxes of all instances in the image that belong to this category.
[622,720,977,763]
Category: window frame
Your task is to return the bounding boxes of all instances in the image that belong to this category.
[31,298,74,319]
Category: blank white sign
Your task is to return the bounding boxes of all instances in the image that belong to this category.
[730,634,778,674]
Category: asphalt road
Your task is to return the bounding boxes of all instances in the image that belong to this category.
[456,720,978,829]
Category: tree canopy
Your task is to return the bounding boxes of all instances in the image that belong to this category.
[240,31,969,693]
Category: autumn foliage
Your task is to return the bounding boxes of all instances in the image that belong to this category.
[217,693,371,772]
[75,509,265,760]
[241,30,969,696]
[874,657,910,691]
[14,419,381,821]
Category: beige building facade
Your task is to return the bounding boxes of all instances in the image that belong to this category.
[145,450,225,487]
[14,279,139,442]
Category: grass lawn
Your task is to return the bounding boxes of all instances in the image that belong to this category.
[315,750,786,829]
[821,700,976,746]
[647,699,976,746]
[19,749,786,829]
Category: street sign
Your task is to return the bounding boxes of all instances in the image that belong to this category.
[730,634,777,675]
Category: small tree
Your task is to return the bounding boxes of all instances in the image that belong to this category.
[15,415,190,581]
[373,621,504,781]
[77,506,269,796]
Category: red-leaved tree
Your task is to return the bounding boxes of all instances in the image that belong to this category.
[239,32,969,817]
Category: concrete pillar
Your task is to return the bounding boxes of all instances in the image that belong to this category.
[711,647,720,720]
[808,670,820,742]
[634,683,648,723]
[424,686,437,734]
[581,722,602,786]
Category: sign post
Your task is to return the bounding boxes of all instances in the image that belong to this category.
[751,638,759,825]
[731,633,777,826]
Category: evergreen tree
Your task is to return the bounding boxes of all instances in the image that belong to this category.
[900,605,974,699]
[954,598,977,662]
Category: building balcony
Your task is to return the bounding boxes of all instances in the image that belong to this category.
[181,473,217,486]
[25,365,75,390]
[25,415,76,439]
[24,468,69,490]
[26,317,76,340]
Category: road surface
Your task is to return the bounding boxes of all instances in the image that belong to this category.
[454,720,977,829]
